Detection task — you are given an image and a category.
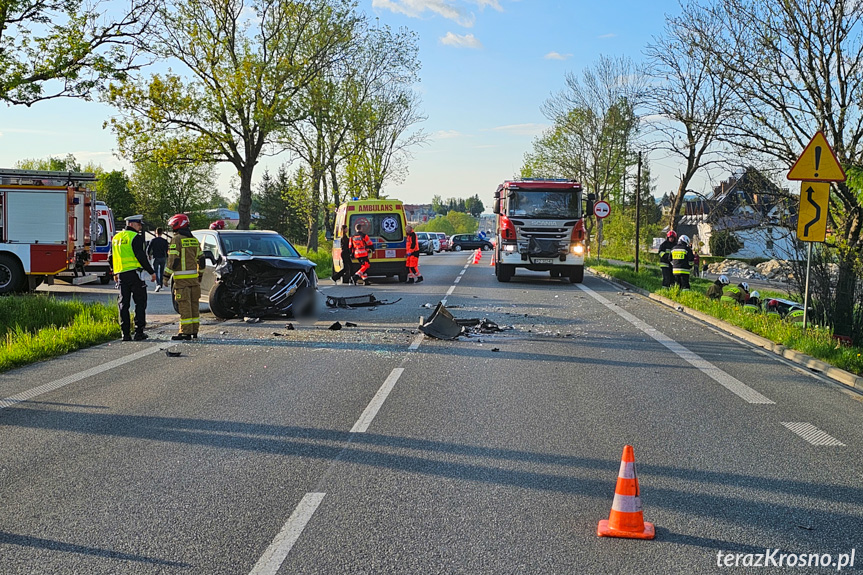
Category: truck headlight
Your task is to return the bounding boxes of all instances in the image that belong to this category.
[571,243,584,255]
[504,244,517,253]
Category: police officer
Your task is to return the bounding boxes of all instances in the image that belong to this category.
[658,230,677,288]
[405,225,423,284]
[706,274,729,300]
[110,215,157,341]
[671,234,695,291]
[350,223,374,285]
[743,290,761,312]
[164,214,206,340]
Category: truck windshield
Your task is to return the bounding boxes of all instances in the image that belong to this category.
[507,190,581,218]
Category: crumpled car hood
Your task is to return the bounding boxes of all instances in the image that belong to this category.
[211,256,317,319]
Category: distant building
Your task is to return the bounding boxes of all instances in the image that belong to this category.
[404,204,436,225]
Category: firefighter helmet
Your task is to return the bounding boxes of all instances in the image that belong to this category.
[739,282,750,292]
[168,214,190,231]
[666,230,677,239]
[209,219,226,230]
[750,291,760,299]
[719,275,730,285]
[678,234,690,245]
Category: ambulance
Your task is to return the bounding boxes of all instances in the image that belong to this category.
[333,199,408,282]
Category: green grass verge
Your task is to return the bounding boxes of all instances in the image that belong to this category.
[296,244,334,280]
[587,258,863,376]
[0,295,121,373]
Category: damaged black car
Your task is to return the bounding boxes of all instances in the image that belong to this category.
[173,230,318,320]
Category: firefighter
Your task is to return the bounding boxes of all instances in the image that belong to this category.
[110,215,157,341]
[671,234,695,291]
[721,281,749,305]
[787,307,806,326]
[164,214,206,340]
[765,299,782,318]
[658,230,678,288]
[210,219,226,230]
[405,225,423,284]
[706,274,729,300]
[350,223,374,285]
[743,290,761,312]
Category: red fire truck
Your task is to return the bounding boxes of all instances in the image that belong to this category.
[493,178,595,284]
[0,168,104,294]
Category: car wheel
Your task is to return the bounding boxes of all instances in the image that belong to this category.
[99,274,112,285]
[481,244,491,251]
[0,254,25,294]
[454,245,462,252]
[208,283,237,319]
[496,263,513,283]
[569,265,584,284]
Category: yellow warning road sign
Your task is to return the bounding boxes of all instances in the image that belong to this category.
[787,131,846,182]
[797,182,830,242]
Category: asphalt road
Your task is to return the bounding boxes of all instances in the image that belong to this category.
[3,250,862,574]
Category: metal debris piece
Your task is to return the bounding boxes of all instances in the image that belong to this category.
[345,322,358,327]
[272,332,283,336]
[329,321,342,330]
[326,293,400,309]
[491,348,500,352]
[285,323,295,330]
[165,350,182,357]
[244,316,262,323]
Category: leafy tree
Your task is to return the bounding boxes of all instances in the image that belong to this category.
[15,154,82,172]
[129,160,215,228]
[422,217,455,235]
[95,170,136,220]
[709,230,742,257]
[0,0,154,105]
[105,0,359,229]
[445,211,478,234]
[464,194,485,217]
[254,166,311,244]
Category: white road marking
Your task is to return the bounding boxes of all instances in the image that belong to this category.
[248,492,326,575]
[454,277,461,283]
[446,285,456,296]
[0,343,178,410]
[409,333,424,351]
[459,269,466,275]
[578,284,774,404]
[781,422,845,446]
[351,368,404,433]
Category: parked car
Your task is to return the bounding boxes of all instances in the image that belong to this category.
[450,233,494,251]
[172,229,318,319]
[415,232,439,255]
[433,232,449,252]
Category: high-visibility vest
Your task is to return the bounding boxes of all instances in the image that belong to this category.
[406,233,418,253]
[743,303,760,313]
[351,234,371,258]
[671,246,691,274]
[111,230,141,274]
[787,309,806,325]
[721,286,741,304]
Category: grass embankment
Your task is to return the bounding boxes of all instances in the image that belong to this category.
[587,258,863,376]
[296,244,333,280]
[0,296,120,373]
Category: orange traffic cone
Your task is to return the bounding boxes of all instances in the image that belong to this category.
[597,445,655,540]
[490,255,495,266]
[472,250,481,264]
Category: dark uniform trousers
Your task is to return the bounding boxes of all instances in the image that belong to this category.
[118,270,148,335]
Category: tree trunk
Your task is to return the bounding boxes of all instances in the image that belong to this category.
[237,166,254,230]
[833,249,857,338]
[307,167,322,252]
[667,179,688,230]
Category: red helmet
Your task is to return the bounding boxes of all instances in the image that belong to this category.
[168,214,190,231]
[666,230,678,239]
[209,219,226,230]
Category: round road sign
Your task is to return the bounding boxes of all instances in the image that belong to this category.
[594,200,611,219]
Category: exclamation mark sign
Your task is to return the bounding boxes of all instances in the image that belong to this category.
[814,146,822,178]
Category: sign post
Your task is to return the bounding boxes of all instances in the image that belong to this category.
[787,131,846,329]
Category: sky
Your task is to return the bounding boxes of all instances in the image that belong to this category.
[0,0,706,209]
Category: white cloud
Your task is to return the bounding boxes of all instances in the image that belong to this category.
[598,33,617,39]
[433,130,464,139]
[490,123,548,136]
[373,0,475,27]
[544,52,572,61]
[440,32,483,49]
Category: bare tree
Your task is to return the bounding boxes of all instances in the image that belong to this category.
[645,7,735,229]
[684,0,863,337]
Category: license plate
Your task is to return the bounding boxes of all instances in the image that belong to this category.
[532,258,553,264]
[385,249,395,258]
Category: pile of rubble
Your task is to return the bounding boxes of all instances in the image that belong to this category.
[707,259,797,282]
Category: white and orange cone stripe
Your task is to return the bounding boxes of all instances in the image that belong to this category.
[597,445,655,540]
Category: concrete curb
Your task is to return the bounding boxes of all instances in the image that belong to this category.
[588,267,863,395]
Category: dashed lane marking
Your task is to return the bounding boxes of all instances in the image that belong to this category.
[248,492,326,575]
[0,342,178,410]
[781,422,845,446]
[578,284,775,404]
[350,368,405,433]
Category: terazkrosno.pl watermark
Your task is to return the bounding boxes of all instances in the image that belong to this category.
[717,549,856,570]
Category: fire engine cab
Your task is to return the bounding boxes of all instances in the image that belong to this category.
[493,178,595,284]
[0,168,102,294]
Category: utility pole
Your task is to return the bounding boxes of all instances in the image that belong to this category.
[635,151,642,273]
